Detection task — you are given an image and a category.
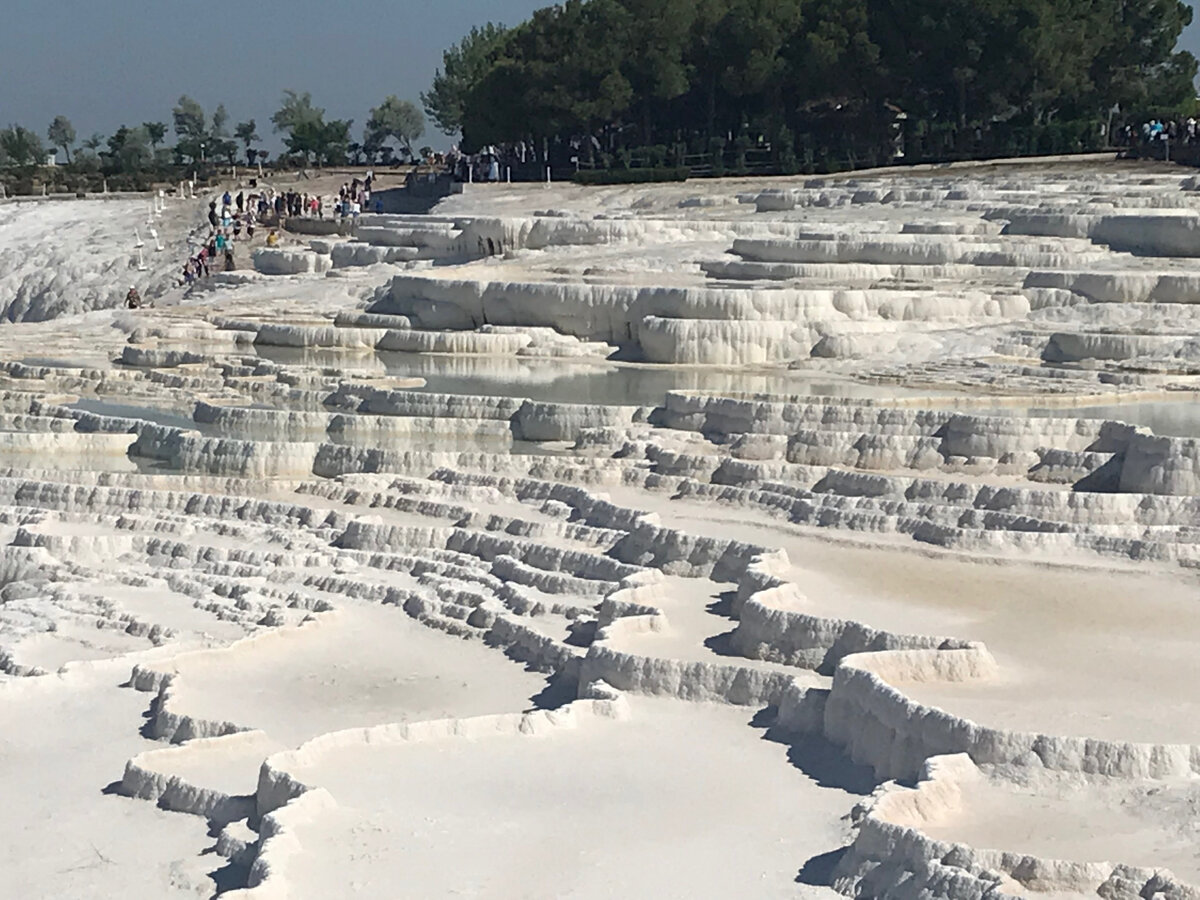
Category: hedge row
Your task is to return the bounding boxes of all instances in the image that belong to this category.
[572,166,690,185]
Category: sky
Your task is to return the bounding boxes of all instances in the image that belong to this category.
[2,0,1199,155]
[0,0,548,154]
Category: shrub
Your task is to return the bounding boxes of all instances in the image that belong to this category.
[733,133,752,174]
[709,136,727,176]
[573,166,689,185]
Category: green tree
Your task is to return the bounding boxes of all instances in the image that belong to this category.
[172,95,208,163]
[445,0,1198,171]
[362,129,386,164]
[365,96,426,160]
[283,117,352,166]
[211,104,230,137]
[422,23,510,134]
[143,121,167,149]
[208,105,239,163]
[1091,0,1196,117]
[47,115,76,163]
[81,133,104,155]
[319,119,353,165]
[461,1,634,149]
[272,90,324,136]
[105,125,153,174]
[272,91,339,164]
[0,125,47,168]
[235,119,260,164]
[615,0,697,142]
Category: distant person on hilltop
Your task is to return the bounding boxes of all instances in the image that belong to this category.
[124,286,142,309]
[266,229,279,247]
[207,202,219,228]
[236,191,244,213]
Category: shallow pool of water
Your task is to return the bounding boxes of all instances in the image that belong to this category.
[980,399,1200,438]
[253,347,929,407]
[69,398,199,431]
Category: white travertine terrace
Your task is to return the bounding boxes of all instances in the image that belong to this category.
[7,161,1200,898]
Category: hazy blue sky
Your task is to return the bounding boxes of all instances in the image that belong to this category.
[0,0,548,152]
[2,0,1199,152]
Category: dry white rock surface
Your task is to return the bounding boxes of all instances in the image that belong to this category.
[4,160,1200,899]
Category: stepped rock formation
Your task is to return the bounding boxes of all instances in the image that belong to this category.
[5,161,1200,898]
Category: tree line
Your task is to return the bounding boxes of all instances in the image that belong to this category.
[0,92,427,193]
[423,0,1198,173]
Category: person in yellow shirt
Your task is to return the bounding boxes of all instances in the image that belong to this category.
[266,230,279,247]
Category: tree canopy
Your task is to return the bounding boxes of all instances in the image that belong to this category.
[172,95,210,163]
[270,90,351,165]
[366,96,426,159]
[0,125,46,168]
[143,122,167,148]
[271,90,323,136]
[105,125,152,173]
[422,23,510,134]
[441,0,1197,162]
[235,120,260,164]
[47,116,75,163]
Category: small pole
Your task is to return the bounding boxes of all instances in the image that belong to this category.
[149,228,164,252]
[136,247,147,271]
[102,179,108,194]
[258,160,264,179]
[134,228,144,248]
[506,167,511,184]
[546,166,551,186]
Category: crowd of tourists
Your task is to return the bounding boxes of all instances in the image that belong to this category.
[1120,117,1200,148]
[180,190,260,284]
[335,173,381,217]
[171,173,386,289]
